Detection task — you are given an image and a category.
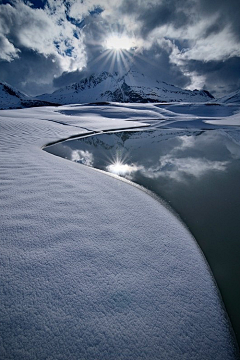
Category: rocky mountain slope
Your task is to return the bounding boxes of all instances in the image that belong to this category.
[0,82,59,110]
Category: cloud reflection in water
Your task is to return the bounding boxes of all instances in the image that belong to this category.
[71,150,94,166]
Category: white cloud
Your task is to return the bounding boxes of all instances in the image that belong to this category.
[177,26,240,63]
[0,34,20,61]
[140,155,228,182]
[68,0,100,20]
[139,134,229,182]
[0,1,87,71]
[71,150,93,166]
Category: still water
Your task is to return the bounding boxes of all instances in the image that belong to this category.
[44,128,240,344]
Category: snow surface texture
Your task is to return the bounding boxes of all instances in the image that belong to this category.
[0,104,239,359]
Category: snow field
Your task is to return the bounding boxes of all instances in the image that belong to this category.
[0,105,239,359]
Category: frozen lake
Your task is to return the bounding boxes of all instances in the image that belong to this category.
[45,128,240,343]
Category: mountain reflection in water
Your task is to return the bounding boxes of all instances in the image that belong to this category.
[44,129,240,344]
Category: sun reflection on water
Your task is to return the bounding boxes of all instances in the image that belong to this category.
[106,150,140,176]
[106,161,138,176]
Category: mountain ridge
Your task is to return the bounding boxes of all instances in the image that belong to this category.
[0,82,60,110]
[37,70,215,104]
[217,89,240,104]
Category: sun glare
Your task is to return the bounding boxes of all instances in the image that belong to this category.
[105,35,134,51]
[89,32,142,74]
[106,160,139,177]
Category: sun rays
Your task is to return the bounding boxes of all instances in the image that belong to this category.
[84,30,142,76]
[105,150,139,177]
[85,31,159,80]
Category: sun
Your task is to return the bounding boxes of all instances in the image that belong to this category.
[89,32,140,77]
[105,35,134,51]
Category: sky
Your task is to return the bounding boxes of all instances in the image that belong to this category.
[0,0,240,97]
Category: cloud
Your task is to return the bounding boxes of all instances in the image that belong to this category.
[0,48,63,95]
[0,1,86,70]
[0,0,88,93]
[144,156,229,182]
[119,0,240,95]
[0,34,20,61]
[184,57,240,96]
[71,150,93,166]
[197,0,240,41]
[137,1,192,37]
[175,26,240,63]
[138,134,230,182]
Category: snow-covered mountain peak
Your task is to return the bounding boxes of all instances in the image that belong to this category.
[37,70,214,105]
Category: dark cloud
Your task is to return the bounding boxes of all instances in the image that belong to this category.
[119,0,139,15]
[203,19,224,39]
[186,57,240,97]
[0,48,62,95]
[121,0,193,37]
[132,43,191,89]
[137,2,190,37]
[197,0,240,41]
[53,69,89,88]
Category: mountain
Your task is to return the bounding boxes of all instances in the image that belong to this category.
[0,82,28,109]
[217,89,240,104]
[37,70,214,104]
[0,82,59,110]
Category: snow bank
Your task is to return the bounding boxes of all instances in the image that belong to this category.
[0,105,238,359]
